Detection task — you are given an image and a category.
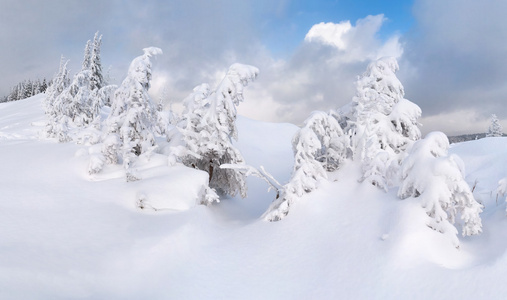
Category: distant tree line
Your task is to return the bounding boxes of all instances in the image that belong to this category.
[1,78,50,103]
[448,114,504,144]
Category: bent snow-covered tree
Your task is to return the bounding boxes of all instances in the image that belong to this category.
[178,64,259,199]
[102,47,162,180]
[398,131,483,248]
[487,114,503,137]
[263,111,347,221]
[349,57,421,190]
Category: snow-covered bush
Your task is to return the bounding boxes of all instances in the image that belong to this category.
[102,47,162,178]
[487,114,503,137]
[398,131,483,248]
[349,57,421,189]
[176,64,259,198]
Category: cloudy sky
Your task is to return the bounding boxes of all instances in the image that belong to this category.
[1,0,506,135]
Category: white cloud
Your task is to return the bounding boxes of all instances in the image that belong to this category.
[401,0,507,133]
[238,14,405,124]
[305,21,352,50]
[303,15,402,63]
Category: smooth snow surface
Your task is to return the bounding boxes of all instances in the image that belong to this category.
[2,95,507,299]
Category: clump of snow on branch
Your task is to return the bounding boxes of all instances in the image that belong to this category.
[398,131,483,248]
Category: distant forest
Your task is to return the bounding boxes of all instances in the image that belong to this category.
[0,78,49,103]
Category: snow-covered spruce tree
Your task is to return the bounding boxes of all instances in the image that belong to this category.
[349,57,421,190]
[82,40,92,71]
[90,84,117,118]
[302,111,349,172]
[155,99,176,136]
[89,31,104,91]
[177,64,259,199]
[487,114,503,137]
[263,111,348,221]
[82,32,113,120]
[102,47,162,180]
[398,131,483,248]
[55,69,94,127]
[43,56,71,140]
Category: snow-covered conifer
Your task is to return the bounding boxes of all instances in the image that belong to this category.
[177,64,259,198]
[264,110,350,221]
[398,131,483,248]
[82,40,92,71]
[102,47,162,180]
[41,78,48,93]
[264,125,327,221]
[55,70,93,127]
[89,32,104,91]
[349,57,421,189]
[487,114,503,137]
[44,56,71,139]
[155,99,176,135]
[304,111,349,172]
[90,84,117,120]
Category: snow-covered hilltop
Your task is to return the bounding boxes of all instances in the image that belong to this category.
[2,36,507,298]
[3,93,507,299]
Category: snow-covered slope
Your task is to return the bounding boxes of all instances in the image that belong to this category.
[2,95,507,299]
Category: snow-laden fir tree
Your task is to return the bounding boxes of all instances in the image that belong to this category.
[398,131,483,248]
[487,114,503,137]
[177,64,259,200]
[101,47,162,180]
[302,111,349,172]
[263,111,348,221]
[89,31,104,91]
[43,56,71,141]
[349,57,421,189]
[90,84,117,119]
[82,40,92,71]
[155,93,177,135]
[54,69,93,127]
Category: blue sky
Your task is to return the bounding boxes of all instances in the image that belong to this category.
[258,0,415,56]
[1,0,506,135]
